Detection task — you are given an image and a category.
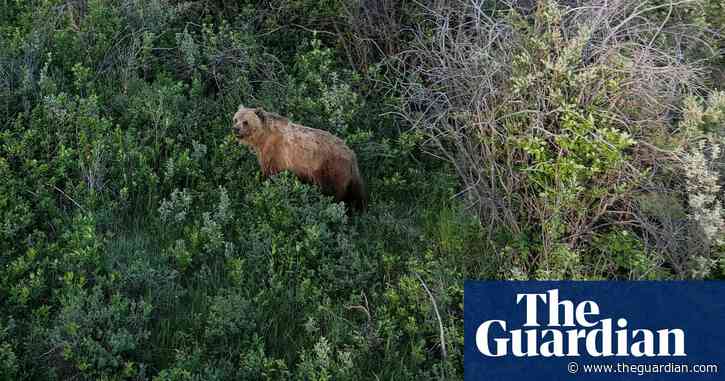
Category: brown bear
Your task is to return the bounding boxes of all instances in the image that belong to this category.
[232,105,367,211]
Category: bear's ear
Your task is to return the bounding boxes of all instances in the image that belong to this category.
[254,108,266,124]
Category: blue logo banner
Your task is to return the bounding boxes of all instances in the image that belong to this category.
[464,281,725,380]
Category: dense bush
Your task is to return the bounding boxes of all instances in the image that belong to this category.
[394,0,723,280]
[0,1,723,380]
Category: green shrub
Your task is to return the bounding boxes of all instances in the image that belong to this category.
[48,283,152,379]
[0,320,19,381]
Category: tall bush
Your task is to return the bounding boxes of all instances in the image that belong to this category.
[394,0,713,278]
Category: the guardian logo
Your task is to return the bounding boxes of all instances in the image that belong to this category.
[475,289,686,358]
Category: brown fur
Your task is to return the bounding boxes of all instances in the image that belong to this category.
[232,105,367,211]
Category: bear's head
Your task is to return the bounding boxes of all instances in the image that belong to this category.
[232,105,267,144]
[233,105,290,145]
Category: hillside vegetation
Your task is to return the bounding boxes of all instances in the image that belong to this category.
[1,1,723,379]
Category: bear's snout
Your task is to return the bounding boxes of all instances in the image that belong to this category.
[232,119,247,138]
[234,124,250,139]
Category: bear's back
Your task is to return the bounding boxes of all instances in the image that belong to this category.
[283,123,354,160]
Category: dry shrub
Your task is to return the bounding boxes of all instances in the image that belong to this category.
[339,0,415,70]
[393,0,717,277]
